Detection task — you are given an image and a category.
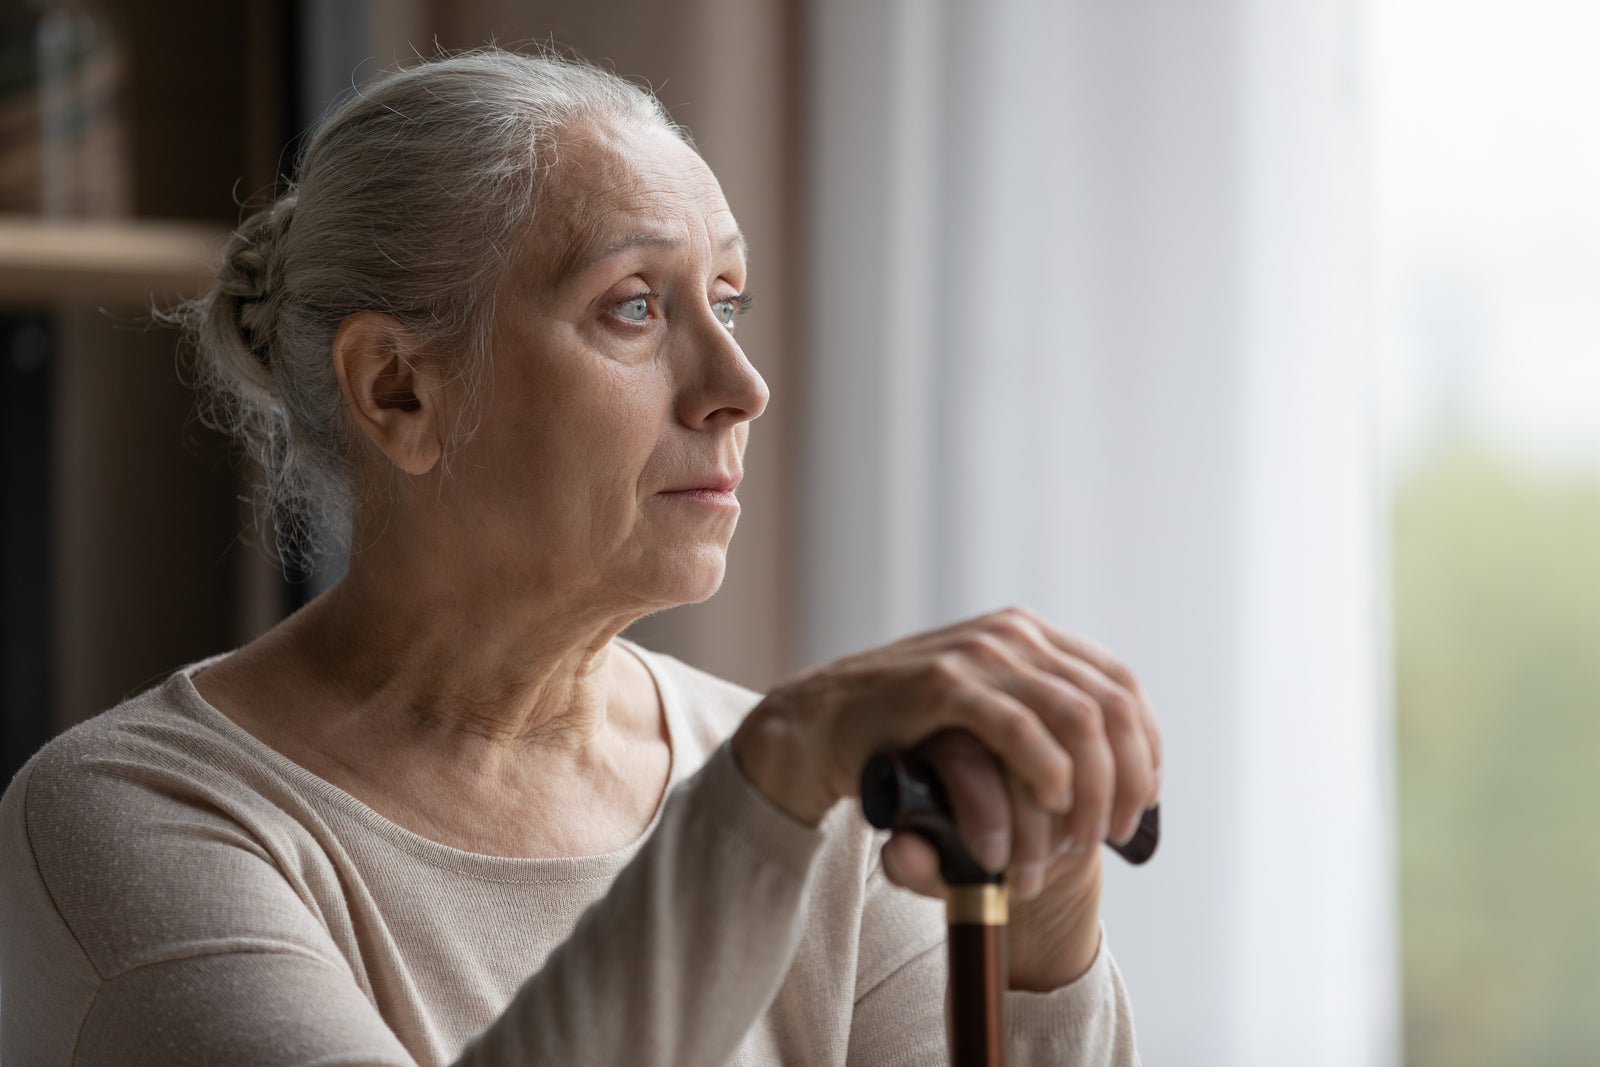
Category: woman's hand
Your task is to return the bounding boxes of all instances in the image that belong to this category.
[874,731,1115,991]
[729,607,1161,990]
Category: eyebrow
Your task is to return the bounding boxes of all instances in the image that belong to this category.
[556,228,749,286]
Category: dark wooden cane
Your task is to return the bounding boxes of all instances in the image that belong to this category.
[861,750,1159,1067]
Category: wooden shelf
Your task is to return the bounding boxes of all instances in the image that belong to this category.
[0,215,227,308]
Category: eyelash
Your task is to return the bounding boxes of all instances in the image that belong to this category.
[611,289,754,321]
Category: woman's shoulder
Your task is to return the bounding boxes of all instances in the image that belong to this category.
[5,661,257,813]
[1,662,347,980]
[0,658,319,911]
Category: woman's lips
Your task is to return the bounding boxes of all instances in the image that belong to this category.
[658,474,742,506]
[661,488,740,506]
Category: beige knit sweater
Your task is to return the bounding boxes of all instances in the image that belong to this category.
[0,642,1139,1066]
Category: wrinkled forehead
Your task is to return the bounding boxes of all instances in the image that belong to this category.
[527,119,742,290]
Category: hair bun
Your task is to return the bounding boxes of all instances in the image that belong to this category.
[218,195,296,366]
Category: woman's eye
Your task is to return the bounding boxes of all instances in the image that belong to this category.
[614,295,650,321]
[712,290,752,327]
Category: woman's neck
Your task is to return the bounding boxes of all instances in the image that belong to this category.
[295,540,657,747]
[192,550,670,857]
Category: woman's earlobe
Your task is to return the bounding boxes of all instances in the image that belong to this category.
[330,312,445,476]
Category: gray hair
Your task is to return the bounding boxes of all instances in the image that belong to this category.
[169,47,684,570]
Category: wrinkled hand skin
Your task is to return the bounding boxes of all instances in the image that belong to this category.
[730,607,1162,991]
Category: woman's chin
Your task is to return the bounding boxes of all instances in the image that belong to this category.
[638,547,729,610]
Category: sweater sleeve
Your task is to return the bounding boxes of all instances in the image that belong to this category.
[3,740,823,1067]
[2,750,419,1066]
[845,862,1142,1066]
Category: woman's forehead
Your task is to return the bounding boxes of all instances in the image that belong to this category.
[532,125,742,286]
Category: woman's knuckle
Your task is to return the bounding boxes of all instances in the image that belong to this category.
[1002,604,1040,625]
[924,651,964,688]
[1099,687,1136,725]
[953,631,1003,663]
[1103,655,1138,688]
[1053,689,1099,732]
[984,607,1036,644]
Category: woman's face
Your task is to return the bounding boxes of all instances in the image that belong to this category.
[422,119,768,616]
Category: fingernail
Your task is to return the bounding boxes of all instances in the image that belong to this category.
[974,831,1009,873]
[1052,834,1078,859]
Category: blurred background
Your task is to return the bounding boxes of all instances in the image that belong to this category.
[0,1,1593,1063]
[1375,1,1600,1064]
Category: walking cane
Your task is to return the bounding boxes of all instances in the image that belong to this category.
[861,749,1159,1067]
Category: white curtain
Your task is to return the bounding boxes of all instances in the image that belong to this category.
[799,1,1396,1063]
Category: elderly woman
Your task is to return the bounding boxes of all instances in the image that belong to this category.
[0,50,1159,1065]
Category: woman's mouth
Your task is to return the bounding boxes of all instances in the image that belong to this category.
[658,474,742,507]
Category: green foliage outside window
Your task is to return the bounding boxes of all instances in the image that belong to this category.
[1397,437,1600,1066]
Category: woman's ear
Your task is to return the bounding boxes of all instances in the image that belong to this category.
[330,312,445,476]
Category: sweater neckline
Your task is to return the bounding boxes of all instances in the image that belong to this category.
[164,637,690,879]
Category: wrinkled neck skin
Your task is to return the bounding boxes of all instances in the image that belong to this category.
[279,492,677,760]
[192,502,679,858]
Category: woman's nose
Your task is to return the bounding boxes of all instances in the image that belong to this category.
[676,314,769,429]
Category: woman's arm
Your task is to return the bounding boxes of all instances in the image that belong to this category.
[1,755,416,1065]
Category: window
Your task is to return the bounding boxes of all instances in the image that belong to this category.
[1372,3,1600,1062]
